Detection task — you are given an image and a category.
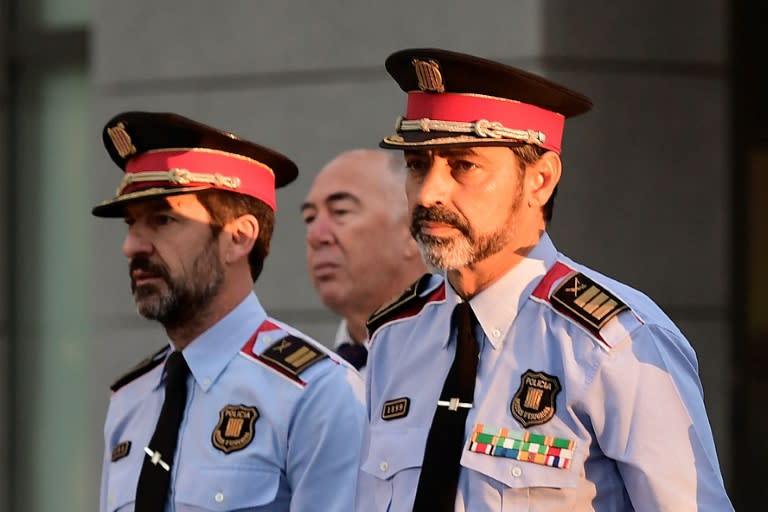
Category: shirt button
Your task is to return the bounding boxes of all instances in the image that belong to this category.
[511,466,522,477]
[492,328,501,338]
[214,492,224,503]
[203,378,211,386]
[379,461,389,472]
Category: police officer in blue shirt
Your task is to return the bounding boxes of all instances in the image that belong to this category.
[93,111,365,512]
[355,49,734,511]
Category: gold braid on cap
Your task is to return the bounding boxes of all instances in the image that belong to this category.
[117,168,241,195]
[396,117,546,145]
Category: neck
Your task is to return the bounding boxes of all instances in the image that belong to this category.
[345,316,369,345]
[447,231,543,300]
[165,279,252,350]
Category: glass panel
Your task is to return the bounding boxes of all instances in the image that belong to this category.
[12,62,91,511]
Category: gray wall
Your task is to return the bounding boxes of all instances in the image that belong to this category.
[89,0,732,505]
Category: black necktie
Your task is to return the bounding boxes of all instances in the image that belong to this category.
[336,342,368,370]
[412,302,479,512]
[135,350,190,512]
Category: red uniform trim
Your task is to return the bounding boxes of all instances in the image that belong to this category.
[532,261,574,300]
[406,92,565,153]
[240,319,281,355]
[124,148,277,209]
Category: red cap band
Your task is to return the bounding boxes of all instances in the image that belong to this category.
[123,148,277,210]
[405,92,565,153]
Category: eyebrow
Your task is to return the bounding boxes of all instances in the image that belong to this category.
[124,199,173,218]
[404,148,480,159]
[300,191,361,213]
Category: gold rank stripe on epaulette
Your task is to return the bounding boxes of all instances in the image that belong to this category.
[110,345,170,392]
[256,336,328,385]
[366,273,445,337]
[550,271,628,341]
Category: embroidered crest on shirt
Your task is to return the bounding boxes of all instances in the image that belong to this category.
[212,404,259,453]
[381,397,411,420]
[468,424,575,469]
[551,272,628,336]
[111,441,131,462]
[511,370,561,427]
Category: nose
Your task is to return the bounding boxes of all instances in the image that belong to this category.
[410,160,451,208]
[305,213,335,250]
[122,224,154,259]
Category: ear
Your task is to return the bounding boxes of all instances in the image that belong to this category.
[527,151,562,210]
[221,214,259,264]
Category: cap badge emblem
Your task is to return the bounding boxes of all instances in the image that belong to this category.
[413,58,445,93]
[106,122,137,158]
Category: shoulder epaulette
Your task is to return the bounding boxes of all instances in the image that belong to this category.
[533,261,633,349]
[110,345,170,392]
[257,335,328,384]
[366,273,444,337]
[550,271,628,338]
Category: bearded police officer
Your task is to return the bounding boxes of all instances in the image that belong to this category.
[355,49,733,511]
[93,112,364,512]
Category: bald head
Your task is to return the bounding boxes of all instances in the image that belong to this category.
[302,149,427,343]
[314,149,409,220]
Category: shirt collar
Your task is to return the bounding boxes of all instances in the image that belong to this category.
[443,233,558,349]
[171,291,267,392]
[334,318,370,350]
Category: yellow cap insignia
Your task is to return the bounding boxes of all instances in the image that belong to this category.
[413,58,445,93]
[107,122,137,158]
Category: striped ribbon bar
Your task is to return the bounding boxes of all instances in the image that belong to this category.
[468,424,575,469]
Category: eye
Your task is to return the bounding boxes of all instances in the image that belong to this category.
[450,159,477,172]
[302,213,316,225]
[330,208,350,217]
[405,157,430,174]
[150,213,174,227]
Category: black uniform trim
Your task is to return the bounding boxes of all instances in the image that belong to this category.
[366,273,439,336]
[550,272,628,337]
[110,345,171,392]
[257,336,327,383]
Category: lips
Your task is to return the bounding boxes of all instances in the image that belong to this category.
[311,261,341,280]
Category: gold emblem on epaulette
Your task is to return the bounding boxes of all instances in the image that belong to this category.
[551,272,628,333]
[212,404,259,454]
[413,58,446,93]
[381,397,410,421]
[107,122,137,158]
[261,336,327,377]
[111,440,131,462]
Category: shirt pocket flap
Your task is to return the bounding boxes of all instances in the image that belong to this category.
[462,447,578,489]
[176,465,281,510]
[361,426,430,480]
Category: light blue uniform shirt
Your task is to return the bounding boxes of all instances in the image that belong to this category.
[101,292,365,512]
[356,234,733,511]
